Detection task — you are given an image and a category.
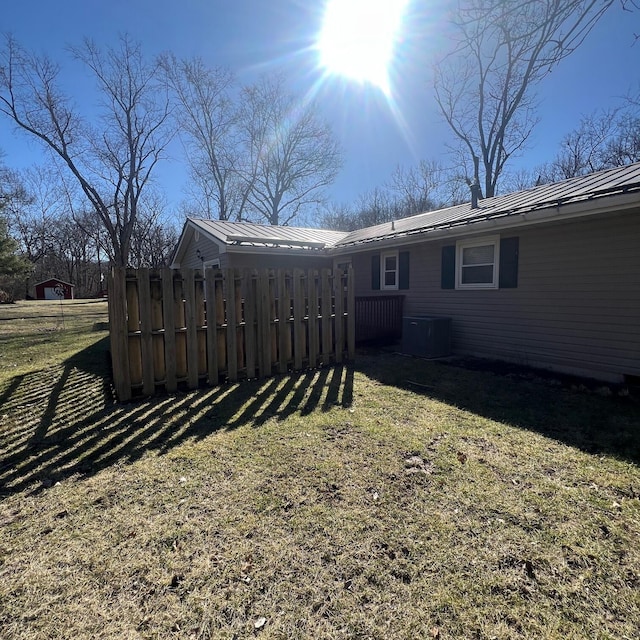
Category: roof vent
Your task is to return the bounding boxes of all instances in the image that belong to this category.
[470,182,481,209]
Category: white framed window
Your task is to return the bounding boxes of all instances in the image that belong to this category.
[456,237,499,289]
[203,259,220,269]
[381,250,399,290]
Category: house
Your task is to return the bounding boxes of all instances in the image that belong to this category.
[34,278,75,300]
[171,162,640,384]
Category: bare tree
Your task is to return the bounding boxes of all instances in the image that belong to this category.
[161,55,244,221]
[127,190,178,268]
[433,0,637,199]
[238,75,342,226]
[533,105,640,183]
[388,161,442,214]
[0,34,173,266]
[4,165,66,267]
[388,160,468,212]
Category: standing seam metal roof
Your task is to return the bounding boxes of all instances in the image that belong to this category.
[188,218,348,248]
[336,162,640,247]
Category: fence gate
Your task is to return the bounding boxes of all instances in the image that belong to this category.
[107,267,355,401]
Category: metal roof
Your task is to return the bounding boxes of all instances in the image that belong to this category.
[336,162,640,248]
[188,218,348,249]
[183,163,640,254]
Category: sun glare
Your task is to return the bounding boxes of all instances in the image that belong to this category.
[318,0,409,95]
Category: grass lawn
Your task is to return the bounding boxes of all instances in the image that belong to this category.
[1,300,639,639]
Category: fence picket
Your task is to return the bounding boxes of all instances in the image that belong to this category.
[137,268,155,396]
[307,270,319,369]
[257,270,271,378]
[321,269,332,366]
[224,268,238,382]
[277,270,288,374]
[182,268,199,389]
[205,270,218,386]
[109,267,131,401]
[334,268,344,364]
[243,270,257,378]
[346,267,355,360]
[292,269,305,370]
[126,275,142,387]
[150,274,165,382]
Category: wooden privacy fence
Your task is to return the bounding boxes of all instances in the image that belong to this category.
[108,267,355,401]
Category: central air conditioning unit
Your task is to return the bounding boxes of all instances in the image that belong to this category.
[401,316,452,358]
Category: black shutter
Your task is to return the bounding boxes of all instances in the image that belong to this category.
[441,245,455,289]
[371,254,380,290]
[399,251,410,289]
[499,237,519,288]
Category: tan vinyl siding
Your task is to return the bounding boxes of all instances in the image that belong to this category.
[352,209,640,383]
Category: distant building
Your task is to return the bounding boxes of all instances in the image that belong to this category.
[34,279,75,300]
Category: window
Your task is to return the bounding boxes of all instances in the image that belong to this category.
[381,251,398,290]
[371,251,410,290]
[456,237,499,289]
[203,259,220,269]
[441,237,518,290]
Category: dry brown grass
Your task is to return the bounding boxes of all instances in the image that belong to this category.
[0,303,639,639]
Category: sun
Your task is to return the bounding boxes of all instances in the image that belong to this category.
[317,0,409,95]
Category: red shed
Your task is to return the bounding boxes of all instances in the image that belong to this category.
[34,279,75,300]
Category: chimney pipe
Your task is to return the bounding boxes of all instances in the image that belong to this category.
[470,182,481,209]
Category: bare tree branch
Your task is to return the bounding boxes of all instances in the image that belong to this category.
[0,34,173,266]
[433,0,630,198]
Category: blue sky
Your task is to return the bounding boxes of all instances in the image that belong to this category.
[1,0,639,219]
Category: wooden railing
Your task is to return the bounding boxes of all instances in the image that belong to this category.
[108,267,355,401]
[354,295,404,344]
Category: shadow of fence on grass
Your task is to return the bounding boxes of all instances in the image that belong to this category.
[3,341,636,498]
[0,337,354,497]
[354,352,640,464]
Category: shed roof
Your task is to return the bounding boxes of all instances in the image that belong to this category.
[34,278,75,288]
[336,162,640,248]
